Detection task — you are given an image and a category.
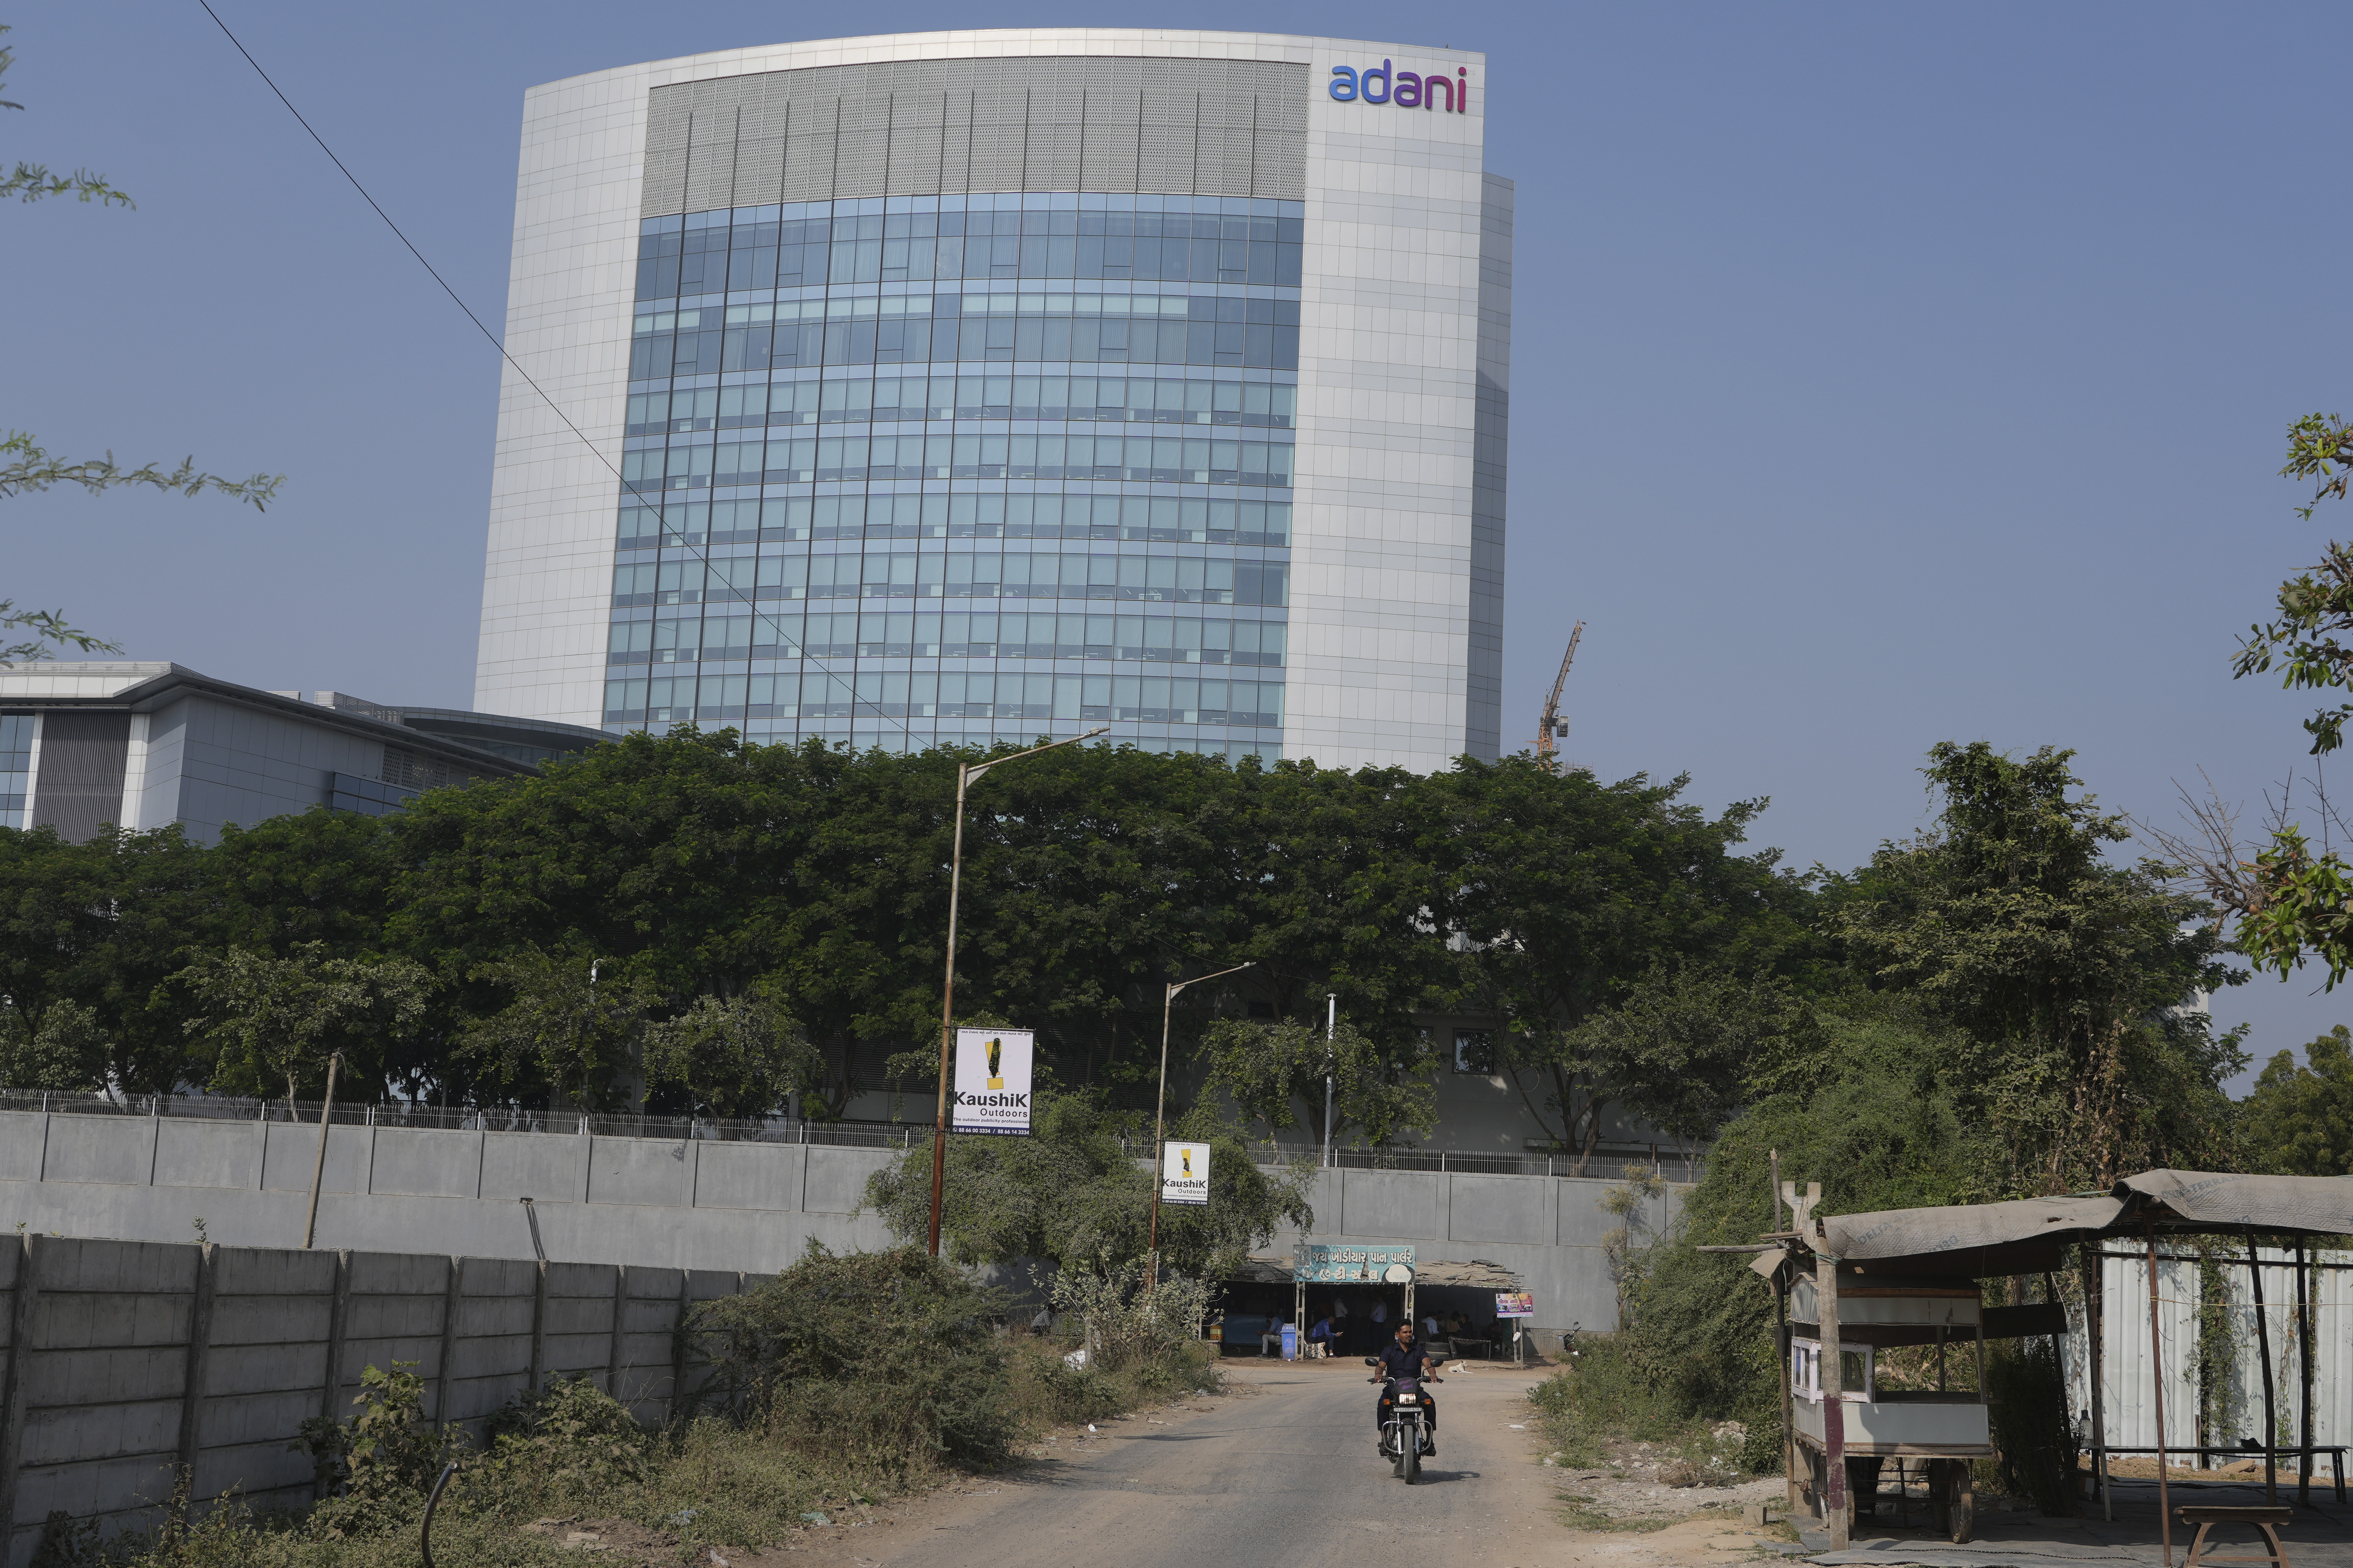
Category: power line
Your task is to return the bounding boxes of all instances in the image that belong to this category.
[195,0,934,745]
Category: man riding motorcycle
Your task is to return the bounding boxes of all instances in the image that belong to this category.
[1371,1321,1440,1456]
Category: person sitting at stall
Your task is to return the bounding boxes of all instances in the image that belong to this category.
[1259,1319,1285,1357]
[1307,1313,1338,1357]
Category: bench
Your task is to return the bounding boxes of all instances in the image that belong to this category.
[2180,1506,2293,1568]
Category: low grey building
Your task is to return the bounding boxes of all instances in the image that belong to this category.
[0,663,606,843]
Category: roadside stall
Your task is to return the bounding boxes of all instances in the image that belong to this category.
[1219,1248,1527,1360]
[1717,1169,2353,1560]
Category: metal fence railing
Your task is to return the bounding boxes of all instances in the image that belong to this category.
[1,1091,1696,1174]
[0,1090,920,1150]
[1246,1143,1704,1182]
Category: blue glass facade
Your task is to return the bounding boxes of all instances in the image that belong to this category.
[605,190,1302,758]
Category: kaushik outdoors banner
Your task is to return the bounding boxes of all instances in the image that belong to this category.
[952,1027,1033,1135]
[1161,1140,1210,1205]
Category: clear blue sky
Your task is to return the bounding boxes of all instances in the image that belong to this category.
[8,3,2347,1082]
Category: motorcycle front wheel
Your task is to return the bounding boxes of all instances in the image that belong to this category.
[1401,1424,1420,1484]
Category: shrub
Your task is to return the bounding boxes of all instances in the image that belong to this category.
[298,1361,464,1539]
[690,1243,1020,1472]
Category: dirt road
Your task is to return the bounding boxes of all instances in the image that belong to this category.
[785,1358,1780,1568]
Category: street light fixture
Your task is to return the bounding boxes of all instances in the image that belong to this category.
[927,728,1109,1257]
[1145,959,1256,1289]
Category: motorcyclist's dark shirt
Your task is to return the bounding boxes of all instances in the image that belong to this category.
[1378,1339,1431,1382]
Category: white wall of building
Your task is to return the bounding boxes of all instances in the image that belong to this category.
[476,29,1503,774]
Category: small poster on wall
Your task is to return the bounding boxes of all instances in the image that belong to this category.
[951,1028,1033,1135]
[1495,1291,1535,1318]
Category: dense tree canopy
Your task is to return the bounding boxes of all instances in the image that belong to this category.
[0,733,1805,1124]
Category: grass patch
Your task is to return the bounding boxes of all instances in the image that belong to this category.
[1553,1492,1683,1533]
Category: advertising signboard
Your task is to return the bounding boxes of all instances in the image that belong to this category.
[1293,1243,1415,1283]
[951,1027,1033,1135]
[1160,1141,1210,1206]
[1495,1291,1535,1319]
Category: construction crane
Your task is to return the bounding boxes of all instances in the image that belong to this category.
[1535,621,1585,770]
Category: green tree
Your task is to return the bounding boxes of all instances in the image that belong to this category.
[2239,1026,2353,1175]
[643,979,822,1118]
[457,945,652,1112]
[178,942,431,1105]
[863,1089,1310,1278]
[1627,1006,2001,1427]
[1564,965,1798,1147]
[1428,755,1814,1168]
[0,824,216,1092]
[1197,1016,1437,1149]
[0,995,105,1090]
[1824,741,2240,1189]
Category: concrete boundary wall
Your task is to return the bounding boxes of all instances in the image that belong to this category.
[0,1111,901,1273]
[0,1111,1683,1341]
[0,1231,758,1568]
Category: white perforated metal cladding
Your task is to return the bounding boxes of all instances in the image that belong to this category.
[641,56,1310,215]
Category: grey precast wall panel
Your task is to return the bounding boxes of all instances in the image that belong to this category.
[154,1119,254,1191]
[1335,1171,1443,1240]
[643,56,1311,216]
[28,711,129,843]
[36,1120,151,1187]
[802,1146,894,1214]
[480,1132,585,1202]
[1445,1173,1550,1246]
[367,1128,483,1199]
[692,1139,802,1212]
[588,1137,694,1208]
[260,1123,370,1194]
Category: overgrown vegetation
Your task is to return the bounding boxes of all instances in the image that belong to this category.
[57,1244,1215,1566]
[864,1085,1310,1273]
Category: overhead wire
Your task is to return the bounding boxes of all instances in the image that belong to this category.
[194,0,960,748]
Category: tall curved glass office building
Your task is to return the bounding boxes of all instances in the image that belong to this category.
[475,30,1509,772]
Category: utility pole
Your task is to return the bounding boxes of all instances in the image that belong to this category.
[1144,960,1255,1289]
[926,729,1107,1256]
[1536,621,1585,770]
[1322,993,1336,1169]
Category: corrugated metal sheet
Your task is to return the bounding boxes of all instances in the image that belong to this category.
[2063,1246,2353,1455]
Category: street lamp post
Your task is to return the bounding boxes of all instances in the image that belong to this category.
[1145,960,1256,1290]
[927,729,1108,1257]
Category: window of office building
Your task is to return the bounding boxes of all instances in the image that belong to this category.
[1453,1029,1495,1075]
[0,714,31,830]
[605,192,1300,762]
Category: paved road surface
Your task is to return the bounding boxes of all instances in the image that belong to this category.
[797,1358,1584,1568]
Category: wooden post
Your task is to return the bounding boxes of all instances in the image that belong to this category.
[1818,1246,1848,1549]
[0,1234,45,1546]
[2087,1245,2110,1521]
[2295,1237,2313,1508]
[2148,1228,2172,1568]
[301,1053,342,1250]
[176,1242,217,1519]
[2248,1228,2277,1505]
[1775,1264,1798,1516]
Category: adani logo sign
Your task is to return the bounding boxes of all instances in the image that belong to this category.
[1329,60,1471,112]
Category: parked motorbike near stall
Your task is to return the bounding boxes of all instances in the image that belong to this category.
[1368,1359,1441,1482]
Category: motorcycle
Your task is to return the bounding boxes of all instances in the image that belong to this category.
[1367,1358,1442,1482]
